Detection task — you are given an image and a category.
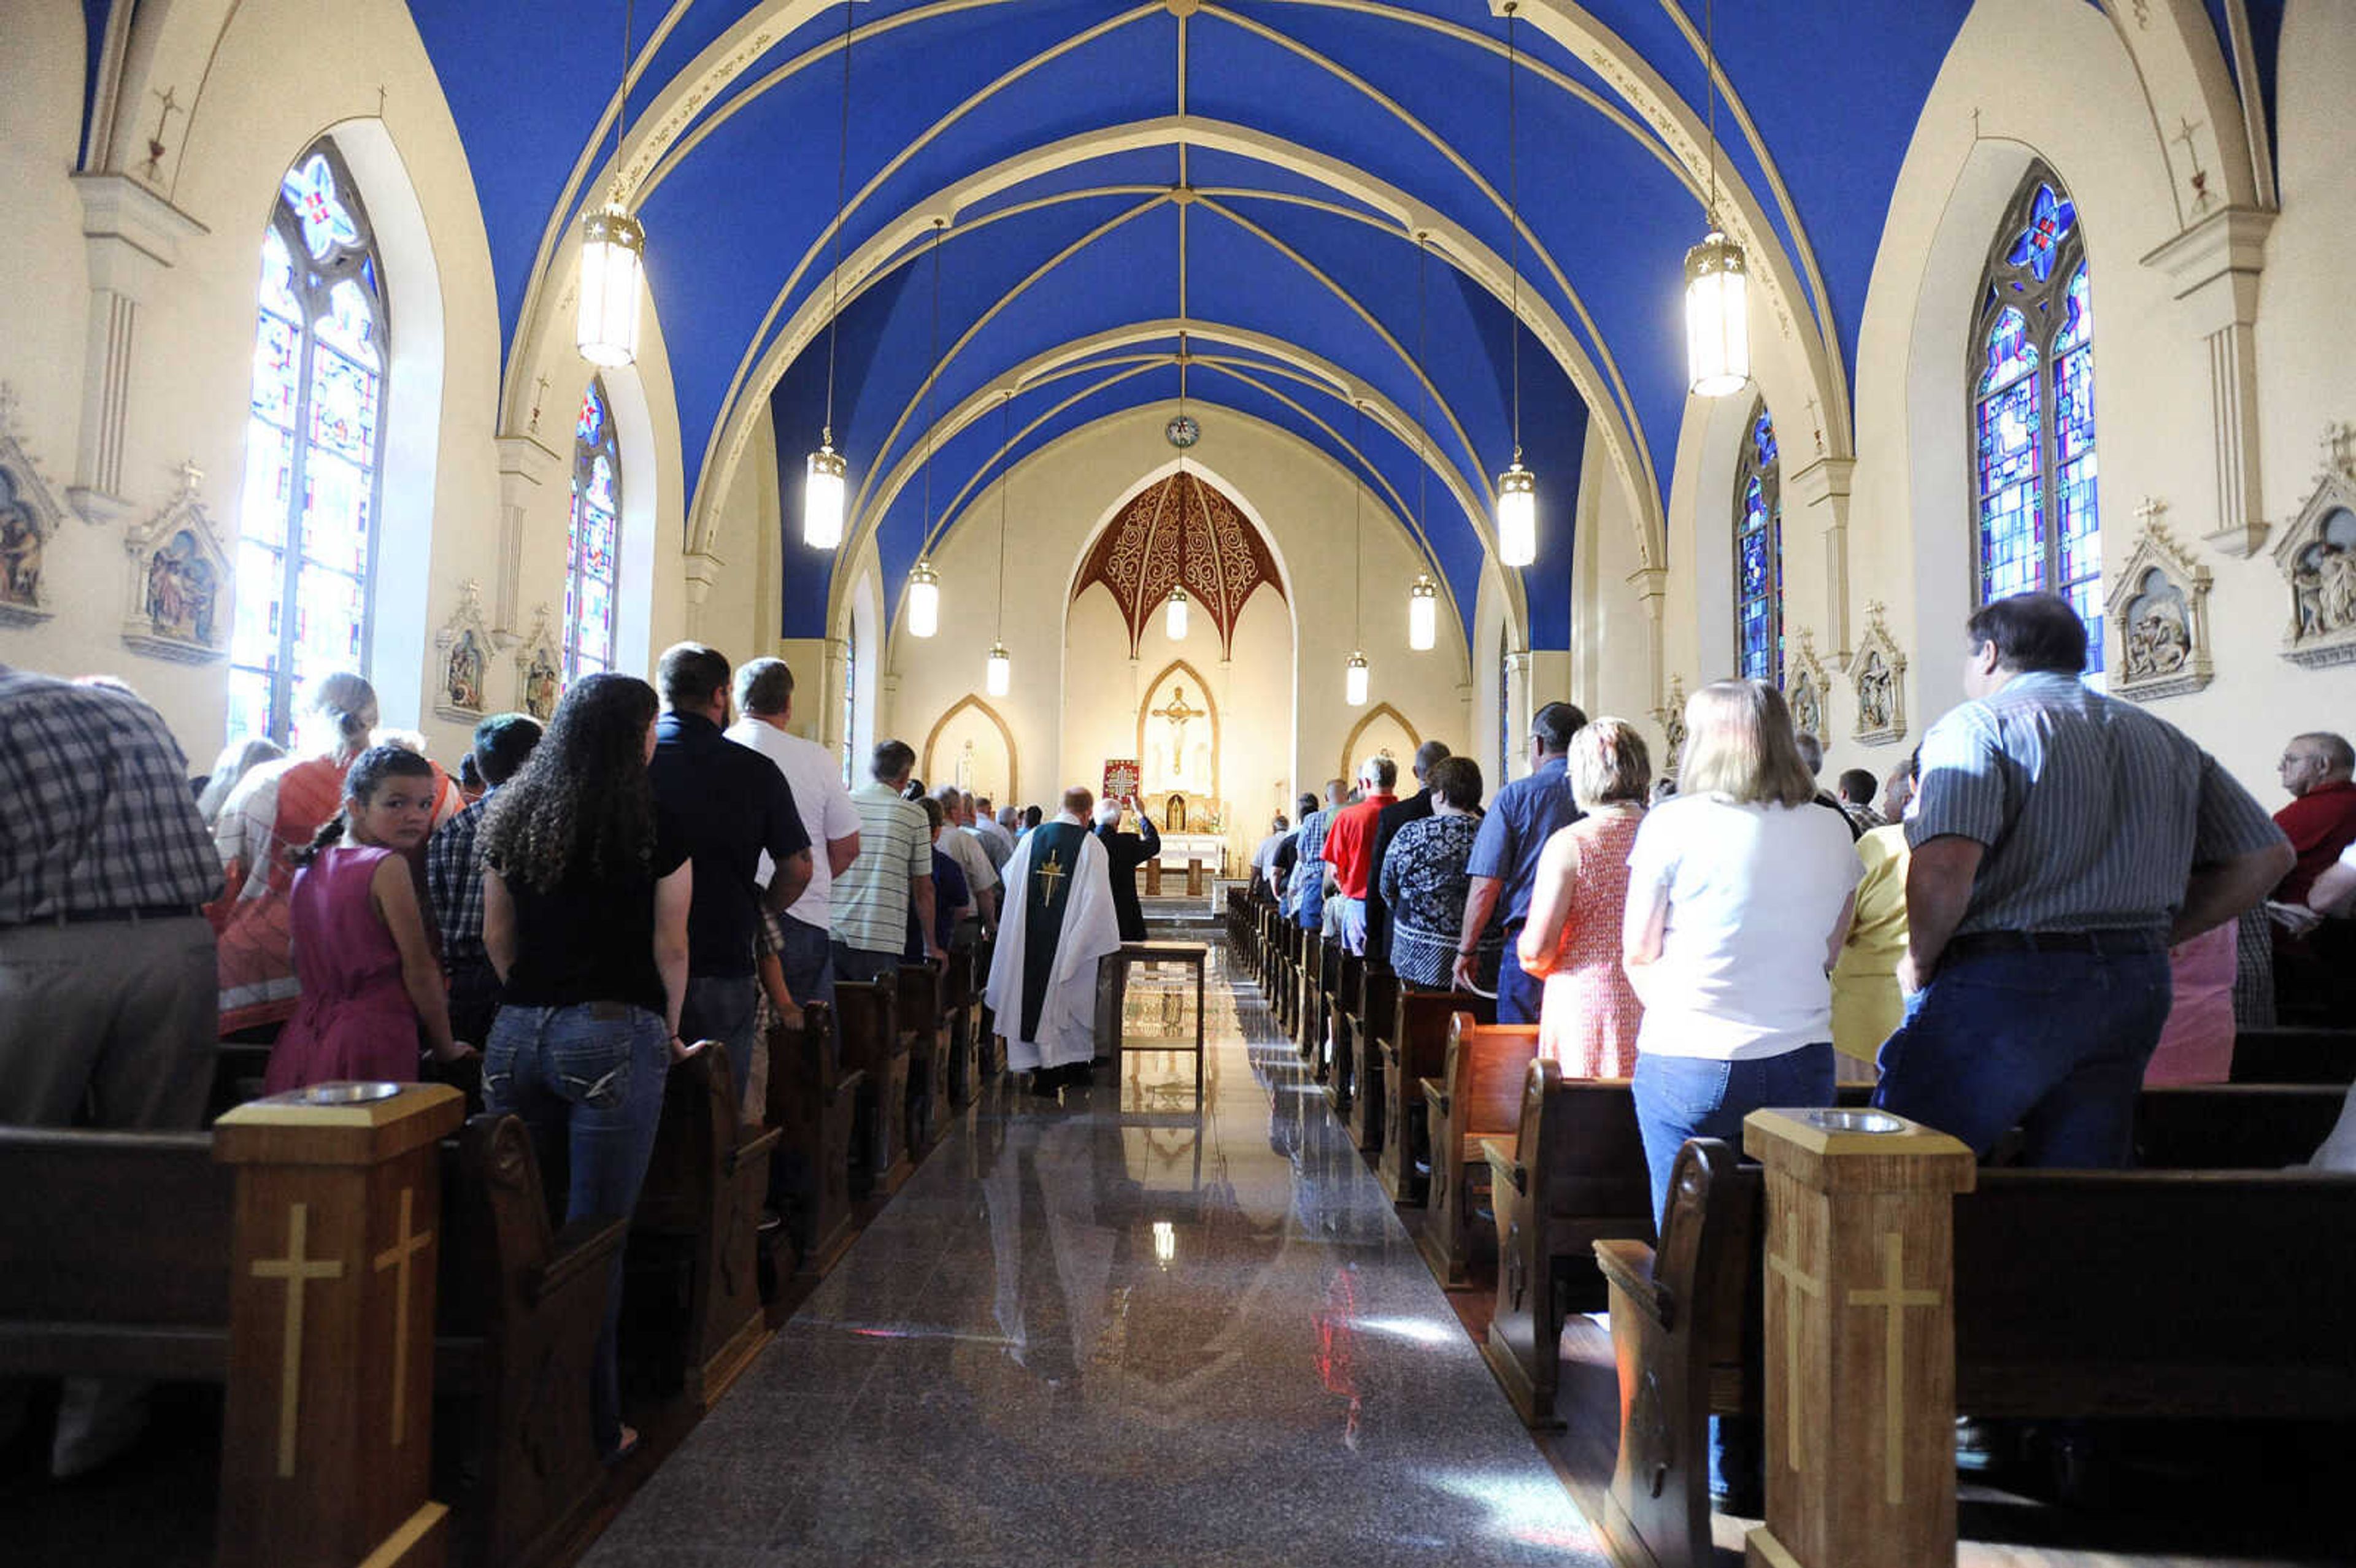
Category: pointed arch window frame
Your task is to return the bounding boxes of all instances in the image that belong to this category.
[228,136,391,745]
[1733,398,1784,685]
[1969,164,2103,674]
[564,379,623,682]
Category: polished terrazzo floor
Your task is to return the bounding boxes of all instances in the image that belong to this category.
[583,943,1606,1567]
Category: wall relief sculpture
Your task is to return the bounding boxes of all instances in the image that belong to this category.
[2273,426,2356,669]
[1654,674,1689,778]
[1847,602,1908,747]
[434,578,501,721]
[120,461,229,663]
[2106,500,2213,699]
[1784,629,1830,748]
[514,603,562,722]
[0,385,64,627]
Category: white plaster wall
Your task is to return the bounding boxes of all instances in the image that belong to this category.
[0,0,698,769]
[884,404,1472,861]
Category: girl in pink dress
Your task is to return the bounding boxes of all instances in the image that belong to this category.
[1519,719,1651,1077]
[263,746,472,1092]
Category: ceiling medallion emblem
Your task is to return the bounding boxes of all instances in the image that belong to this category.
[1165,414,1200,450]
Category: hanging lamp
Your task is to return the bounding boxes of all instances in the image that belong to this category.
[577,0,645,367]
[1347,402,1369,707]
[907,220,948,637]
[986,389,1012,697]
[1165,584,1190,640]
[1494,2,1538,568]
[1407,235,1440,653]
[1683,0,1750,396]
[803,0,857,548]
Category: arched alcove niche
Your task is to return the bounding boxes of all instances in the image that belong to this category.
[1337,702,1423,790]
[920,693,1017,804]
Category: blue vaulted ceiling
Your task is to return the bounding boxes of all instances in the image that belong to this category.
[384,0,2028,645]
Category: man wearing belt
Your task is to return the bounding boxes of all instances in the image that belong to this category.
[0,666,222,1474]
[1457,702,1586,1022]
[1873,594,2290,1166]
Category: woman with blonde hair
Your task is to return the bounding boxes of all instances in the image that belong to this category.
[1519,718,1650,1076]
[1622,680,1858,1223]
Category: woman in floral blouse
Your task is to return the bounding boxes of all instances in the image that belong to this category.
[1377,757,1501,990]
[1519,718,1650,1076]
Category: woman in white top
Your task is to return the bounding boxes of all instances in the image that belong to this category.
[1622,679,1860,1224]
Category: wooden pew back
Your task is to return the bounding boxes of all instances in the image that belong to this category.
[833,978,912,1195]
[1415,1014,1539,1287]
[2131,1083,2347,1169]
[2230,1026,2356,1085]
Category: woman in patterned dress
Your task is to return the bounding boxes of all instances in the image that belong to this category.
[1519,718,1651,1076]
[1377,756,1501,990]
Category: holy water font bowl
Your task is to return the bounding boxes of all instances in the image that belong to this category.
[1802,1107,1905,1135]
[296,1080,403,1104]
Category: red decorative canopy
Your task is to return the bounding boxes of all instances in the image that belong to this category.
[1072,471,1285,658]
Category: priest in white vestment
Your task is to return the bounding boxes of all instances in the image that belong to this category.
[987,785,1123,1092]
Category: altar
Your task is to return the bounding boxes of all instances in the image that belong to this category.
[1154,832,1228,877]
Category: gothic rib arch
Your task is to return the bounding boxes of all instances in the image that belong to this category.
[918,692,1020,805]
[1335,702,1422,790]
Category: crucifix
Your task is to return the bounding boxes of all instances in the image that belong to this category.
[529,372,552,434]
[141,86,182,183]
[371,1187,433,1448]
[2135,494,2167,534]
[1765,1228,1822,1472]
[1150,685,1201,781]
[2171,115,2212,213]
[1846,1231,1942,1505]
[375,84,389,119]
[1033,852,1066,902]
[250,1202,346,1478]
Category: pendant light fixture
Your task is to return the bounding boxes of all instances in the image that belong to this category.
[803,0,856,549]
[986,388,1012,697]
[1495,2,1538,569]
[1683,0,1750,396]
[1347,401,1369,707]
[1407,234,1439,653]
[1165,585,1190,640]
[907,220,947,638]
[577,0,645,368]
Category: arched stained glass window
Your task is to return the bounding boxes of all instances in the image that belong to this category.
[1733,400,1782,684]
[229,140,388,744]
[564,380,621,680]
[1973,167,2101,673]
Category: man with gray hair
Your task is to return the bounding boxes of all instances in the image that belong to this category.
[831,740,940,983]
[1322,755,1400,955]
[1366,739,1450,963]
[933,783,1000,939]
[727,656,862,1006]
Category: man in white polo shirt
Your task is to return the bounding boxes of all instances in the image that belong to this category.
[727,658,861,1005]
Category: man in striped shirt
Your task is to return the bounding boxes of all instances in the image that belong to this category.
[1873,593,2290,1166]
[830,739,939,983]
[1289,777,1348,936]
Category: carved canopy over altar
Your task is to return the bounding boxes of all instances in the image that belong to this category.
[1072,471,1285,658]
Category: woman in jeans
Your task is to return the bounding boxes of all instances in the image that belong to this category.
[479,673,691,1461]
[1622,679,1858,1223]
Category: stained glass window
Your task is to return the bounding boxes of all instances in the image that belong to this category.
[1733,399,1782,684]
[229,141,388,744]
[841,620,858,785]
[564,380,622,682]
[1972,166,2101,674]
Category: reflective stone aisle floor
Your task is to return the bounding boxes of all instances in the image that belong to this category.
[583,944,1607,1567]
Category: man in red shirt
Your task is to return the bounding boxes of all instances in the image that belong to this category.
[2271,731,2356,1019]
[1322,756,1398,955]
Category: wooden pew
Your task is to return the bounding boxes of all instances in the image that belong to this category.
[1478,1059,1655,1424]
[763,1000,863,1286]
[1345,962,1396,1154]
[1595,1139,2356,1568]
[1377,985,1495,1204]
[1415,1013,1540,1288]
[2230,1026,2356,1085]
[625,1043,780,1410]
[437,1113,629,1568]
[942,946,981,1107]
[1326,950,1366,1112]
[2132,1082,2348,1168]
[896,960,951,1152]
[834,978,912,1197]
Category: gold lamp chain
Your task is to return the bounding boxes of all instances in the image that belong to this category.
[922,221,942,537]
[1416,234,1430,539]
[1704,0,1719,224]
[995,390,1011,640]
[822,0,853,445]
[1506,2,1521,463]
[1353,401,1364,645]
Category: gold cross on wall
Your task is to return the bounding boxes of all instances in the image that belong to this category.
[250,1202,346,1478]
[1766,1229,1822,1472]
[1034,853,1066,901]
[372,1187,434,1448]
[1846,1231,1941,1505]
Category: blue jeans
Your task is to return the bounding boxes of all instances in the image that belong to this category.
[771,915,835,1007]
[1495,934,1544,1024]
[1335,897,1368,956]
[1872,947,2171,1167]
[830,940,900,985]
[484,1002,670,1453]
[1631,1045,1836,1226]
[683,974,760,1102]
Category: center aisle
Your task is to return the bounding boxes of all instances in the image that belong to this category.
[584,943,1607,1567]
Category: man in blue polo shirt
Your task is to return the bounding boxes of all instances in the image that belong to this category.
[1455,702,1585,1022]
[648,643,813,1101]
